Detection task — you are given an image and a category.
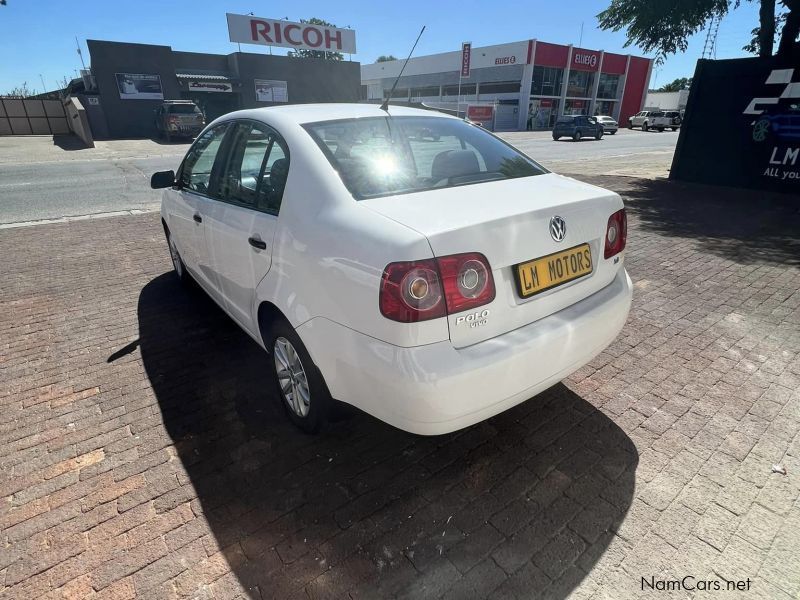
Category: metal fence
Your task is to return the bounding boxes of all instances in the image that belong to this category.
[0,97,69,135]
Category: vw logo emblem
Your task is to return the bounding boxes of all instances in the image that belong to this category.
[549,216,566,242]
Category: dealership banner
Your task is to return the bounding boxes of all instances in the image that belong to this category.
[188,81,232,93]
[227,13,356,54]
[115,73,163,100]
[467,105,493,128]
[671,57,800,194]
[254,80,288,103]
[461,42,472,77]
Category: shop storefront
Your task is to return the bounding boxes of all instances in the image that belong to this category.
[362,40,652,131]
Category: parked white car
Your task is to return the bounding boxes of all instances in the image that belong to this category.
[152,104,632,435]
[594,115,619,134]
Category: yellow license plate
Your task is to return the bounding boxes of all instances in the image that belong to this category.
[515,243,593,298]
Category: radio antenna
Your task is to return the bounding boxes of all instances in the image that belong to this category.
[380,26,426,112]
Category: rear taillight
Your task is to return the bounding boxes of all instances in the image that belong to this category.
[604,208,627,259]
[380,253,495,323]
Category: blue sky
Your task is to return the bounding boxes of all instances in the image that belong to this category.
[0,0,762,94]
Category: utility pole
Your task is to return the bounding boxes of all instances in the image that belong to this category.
[75,37,86,69]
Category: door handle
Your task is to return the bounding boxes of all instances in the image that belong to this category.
[248,236,267,250]
[193,213,202,223]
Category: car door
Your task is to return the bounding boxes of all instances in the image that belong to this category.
[204,120,289,336]
[170,123,231,297]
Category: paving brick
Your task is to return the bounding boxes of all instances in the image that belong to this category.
[2,174,799,599]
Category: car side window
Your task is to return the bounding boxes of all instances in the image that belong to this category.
[216,121,290,215]
[179,124,229,194]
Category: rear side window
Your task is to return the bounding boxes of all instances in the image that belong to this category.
[304,116,546,200]
[216,121,290,214]
[169,104,201,114]
[179,124,229,193]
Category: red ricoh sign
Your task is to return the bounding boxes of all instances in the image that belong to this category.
[227,13,357,54]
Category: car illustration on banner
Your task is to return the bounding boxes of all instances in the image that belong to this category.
[752,102,800,142]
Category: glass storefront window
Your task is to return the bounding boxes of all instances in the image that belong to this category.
[597,73,620,99]
[531,66,564,97]
[527,98,560,129]
[564,99,588,115]
[566,70,594,98]
[594,100,616,117]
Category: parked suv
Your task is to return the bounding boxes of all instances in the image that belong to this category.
[155,100,205,141]
[659,111,682,132]
[552,115,604,141]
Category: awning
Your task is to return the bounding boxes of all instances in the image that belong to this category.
[175,73,236,81]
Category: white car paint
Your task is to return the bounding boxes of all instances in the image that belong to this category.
[160,104,632,435]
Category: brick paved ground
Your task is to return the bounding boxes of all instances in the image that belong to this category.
[1,176,799,599]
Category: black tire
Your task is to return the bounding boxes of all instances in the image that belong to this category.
[628,122,633,129]
[671,127,678,131]
[266,318,332,434]
[609,130,616,135]
[165,229,190,285]
[553,135,560,141]
[596,130,603,140]
[573,130,582,142]
[642,122,649,132]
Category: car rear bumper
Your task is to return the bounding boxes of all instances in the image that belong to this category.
[298,267,632,435]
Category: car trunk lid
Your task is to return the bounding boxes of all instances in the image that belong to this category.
[362,173,625,348]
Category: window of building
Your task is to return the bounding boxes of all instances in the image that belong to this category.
[597,73,620,99]
[566,70,595,98]
[531,66,564,97]
[478,81,520,95]
[594,100,616,117]
[384,88,409,99]
[564,99,589,115]
[410,86,440,98]
[442,84,476,97]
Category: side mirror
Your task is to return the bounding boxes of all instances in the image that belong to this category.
[151,170,176,189]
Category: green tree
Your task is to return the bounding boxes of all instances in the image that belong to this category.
[597,0,799,61]
[287,18,345,61]
[376,55,398,62]
[653,77,692,92]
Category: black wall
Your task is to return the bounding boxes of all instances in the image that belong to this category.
[88,40,181,139]
[671,56,800,195]
[88,40,361,139]
[231,53,360,106]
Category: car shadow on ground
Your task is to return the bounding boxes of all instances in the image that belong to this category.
[137,272,638,599]
[582,176,800,267]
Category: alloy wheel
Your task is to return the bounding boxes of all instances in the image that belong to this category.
[274,336,311,417]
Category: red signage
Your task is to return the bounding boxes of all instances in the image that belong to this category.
[467,105,493,123]
[571,49,601,72]
[461,42,472,77]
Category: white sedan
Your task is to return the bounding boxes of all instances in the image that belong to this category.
[151,104,632,435]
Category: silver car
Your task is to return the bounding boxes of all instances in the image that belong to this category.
[595,115,618,134]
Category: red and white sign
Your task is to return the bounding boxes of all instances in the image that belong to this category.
[461,42,472,77]
[226,13,356,54]
[467,105,493,126]
[571,49,601,71]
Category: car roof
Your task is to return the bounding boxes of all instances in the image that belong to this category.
[214,103,458,126]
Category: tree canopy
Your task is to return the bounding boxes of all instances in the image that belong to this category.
[597,0,799,62]
[287,18,345,61]
[651,77,693,93]
[376,55,399,62]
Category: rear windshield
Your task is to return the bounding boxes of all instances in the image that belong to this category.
[303,116,547,200]
[168,104,201,114]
